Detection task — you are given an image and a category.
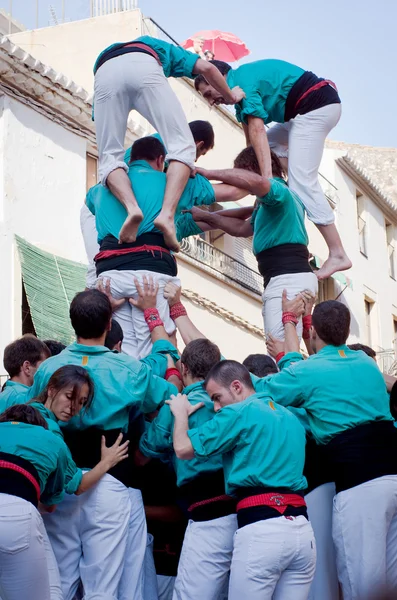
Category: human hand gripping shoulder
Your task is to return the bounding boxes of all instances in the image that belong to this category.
[166,393,204,460]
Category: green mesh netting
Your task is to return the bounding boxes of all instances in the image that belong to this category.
[16,235,87,345]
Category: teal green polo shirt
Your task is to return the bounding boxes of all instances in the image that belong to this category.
[0,421,78,504]
[261,345,393,445]
[251,178,308,255]
[226,59,304,125]
[86,162,214,243]
[27,342,178,431]
[188,392,307,495]
[94,36,199,79]
[0,380,30,411]
[139,381,223,487]
[176,212,203,242]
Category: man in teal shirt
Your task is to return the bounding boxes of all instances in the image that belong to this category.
[28,288,178,600]
[83,134,247,358]
[93,36,244,251]
[262,299,397,600]
[194,58,351,280]
[187,147,318,341]
[140,337,236,600]
[0,334,50,410]
[167,360,315,599]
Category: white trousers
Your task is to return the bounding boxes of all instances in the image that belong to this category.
[142,533,158,600]
[118,489,148,600]
[94,52,196,185]
[157,576,175,600]
[306,483,339,600]
[262,272,318,340]
[229,516,316,600]
[173,514,237,600]
[0,494,57,600]
[43,474,130,600]
[267,103,341,226]
[333,475,397,600]
[100,270,180,359]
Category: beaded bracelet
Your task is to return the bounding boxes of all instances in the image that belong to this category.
[170,302,187,321]
[144,308,164,332]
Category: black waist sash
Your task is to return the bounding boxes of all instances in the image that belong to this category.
[256,244,313,288]
[178,469,236,522]
[284,70,341,122]
[323,420,397,493]
[62,428,131,487]
[0,452,40,507]
[96,233,177,277]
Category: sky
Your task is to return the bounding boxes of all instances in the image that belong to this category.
[4,0,397,148]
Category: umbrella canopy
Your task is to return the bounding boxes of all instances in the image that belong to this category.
[182,29,250,63]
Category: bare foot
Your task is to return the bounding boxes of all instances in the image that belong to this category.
[154,214,180,252]
[316,254,352,280]
[119,209,143,244]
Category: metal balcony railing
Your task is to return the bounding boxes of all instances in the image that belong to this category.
[181,236,263,295]
[377,349,397,375]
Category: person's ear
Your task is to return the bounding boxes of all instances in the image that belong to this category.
[157,155,165,171]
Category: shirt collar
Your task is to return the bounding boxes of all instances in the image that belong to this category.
[183,381,205,395]
[5,380,29,390]
[129,160,156,171]
[69,342,111,354]
[315,344,349,356]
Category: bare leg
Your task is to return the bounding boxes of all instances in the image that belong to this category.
[107,169,143,243]
[315,223,352,280]
[154,161,190,252]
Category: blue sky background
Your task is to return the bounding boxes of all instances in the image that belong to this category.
[4,0,397,147]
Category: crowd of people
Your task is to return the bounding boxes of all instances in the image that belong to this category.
[0,33,396,600]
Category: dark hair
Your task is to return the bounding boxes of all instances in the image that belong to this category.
[243,354,278,377]
[189,120,215,150]
[0,404,49,428]
[204,50,215,59]
[34,365,94,414]
[234,146,285,180]
[129,136,166,164]
[348,343,376,359]
[194,59,232,91]
[204,360,254,392]
[312,300,351,346]
[69,289,112,339]
[390,381,397,420]
[43,340,66,357]
[181,339,221,380]
[3,335,50,378]
[105,320,124,351]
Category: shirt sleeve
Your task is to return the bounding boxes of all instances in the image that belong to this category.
[236,87,269,125]
[278,352,304,370]
[257,179,290,207]
[176,213,204,242]
[139,405,174,457]
[40,446,71,505]
[168,44,200,78]
[132,363,179,414]
[140,340,180,378]
[262,365,306,408]
[188,407,242,458]
[191,174,216,207]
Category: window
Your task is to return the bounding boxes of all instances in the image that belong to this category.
[356,190,367,257]
[364,299,373,347]
[386,221,396,280]
[86,153,98,192]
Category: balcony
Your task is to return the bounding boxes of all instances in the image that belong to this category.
[181,236,263,296]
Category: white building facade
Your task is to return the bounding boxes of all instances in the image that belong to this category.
[0,8,396,375]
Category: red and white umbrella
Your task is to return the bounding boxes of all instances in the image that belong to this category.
[182,29,250,63]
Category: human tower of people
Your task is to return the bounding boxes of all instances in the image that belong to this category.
[0,34,396,600]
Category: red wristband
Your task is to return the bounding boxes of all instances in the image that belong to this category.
[282,312,298,326]
[165,368,182,381]
[302,315,312,330]
[275,352,285,363]
[144,308,164,332]
[302,329,311,340]
[170,302,187,321]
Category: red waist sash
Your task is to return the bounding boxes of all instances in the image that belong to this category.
[188,494,233,513]
[95,244,172,262]
[295,80,337,110]
[0,460,41,502]
[236,492,306,515]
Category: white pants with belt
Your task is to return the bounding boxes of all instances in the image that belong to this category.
[0,493,62,600]
[306,483,339,600]
[173,514,237,600]
[262,272,318,340]
[267,103,341,226]
[43,474,131,600]
[333,475,397,600]
[94,53,196,185]
[100,270,180,359]
[228,516,316,600]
